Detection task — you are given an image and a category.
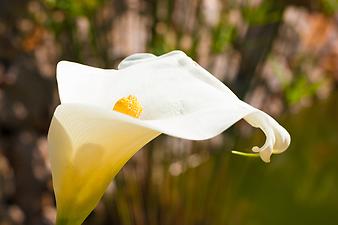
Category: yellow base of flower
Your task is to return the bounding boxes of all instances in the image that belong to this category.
[56,217,83,225]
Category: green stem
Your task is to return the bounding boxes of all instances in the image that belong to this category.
[231,150,260,157]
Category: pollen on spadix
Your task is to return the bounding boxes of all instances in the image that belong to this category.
[113,95,143,118]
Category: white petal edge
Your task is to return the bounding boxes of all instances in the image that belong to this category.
[118,53,157,69]
[56,51,239,120]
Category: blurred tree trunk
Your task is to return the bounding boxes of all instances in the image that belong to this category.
[233,2,286,99]
[234,22,283,99]
[233,0,333,99]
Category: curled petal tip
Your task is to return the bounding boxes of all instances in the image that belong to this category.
[259,148,272,163]
[244,107,290,162]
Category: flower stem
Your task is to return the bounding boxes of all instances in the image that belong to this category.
[231,150,260,157]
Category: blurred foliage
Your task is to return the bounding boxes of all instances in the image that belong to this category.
[0,0,337,225]
[319,0,338,15]
[286,75,322,105]
[241,0,285,25]
[211,20,237,53]
[44,0,105,16]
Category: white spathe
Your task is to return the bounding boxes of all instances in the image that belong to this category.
[48,50,290,225]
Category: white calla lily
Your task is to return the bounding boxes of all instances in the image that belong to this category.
[48,50,290,225]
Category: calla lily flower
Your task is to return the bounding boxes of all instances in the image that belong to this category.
[48,50,290,225]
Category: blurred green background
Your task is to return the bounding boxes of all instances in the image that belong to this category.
[0,0,338,225]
